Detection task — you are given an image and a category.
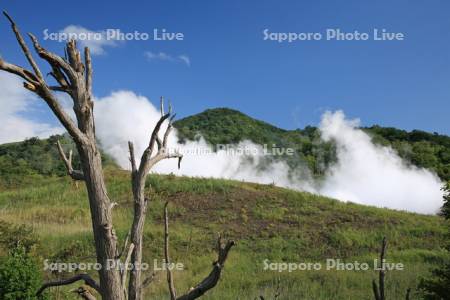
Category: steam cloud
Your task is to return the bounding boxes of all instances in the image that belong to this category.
[318,111,443,213]
[92,91,444,214]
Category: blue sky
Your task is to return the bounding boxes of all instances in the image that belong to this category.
[1,0,449,134]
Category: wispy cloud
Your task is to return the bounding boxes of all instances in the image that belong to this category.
[145,51,190,66]
[59,25,118,55]
[178,55,191,67]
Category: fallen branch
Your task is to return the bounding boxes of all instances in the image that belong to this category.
[36,273,100,296]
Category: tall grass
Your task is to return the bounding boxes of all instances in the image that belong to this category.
[0,170,445,299]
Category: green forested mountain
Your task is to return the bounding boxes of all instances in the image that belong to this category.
[0,108,448,186]
[174,108,450,181]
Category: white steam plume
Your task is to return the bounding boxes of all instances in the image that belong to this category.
[318,111,443,214]
[93,91,313,190]
[92,91,443,214]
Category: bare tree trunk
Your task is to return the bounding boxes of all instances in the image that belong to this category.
[405,288,411,300]
[127,105,182,300]
[0,12,124,300]
[77,143,123,299]
[128,181,146,300]
[372,237,387,300]
[0,12,233,300]
[164,202,177,300]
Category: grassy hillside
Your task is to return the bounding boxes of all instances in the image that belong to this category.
[0,168,447,299]
[174,108,450,181]
[0,108,448,298]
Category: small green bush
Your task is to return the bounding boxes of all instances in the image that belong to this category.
[0,248,47,300]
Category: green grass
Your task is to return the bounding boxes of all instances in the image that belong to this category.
[0,168,446,299]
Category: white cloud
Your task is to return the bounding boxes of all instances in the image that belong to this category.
[0,73,63,143]
[60,25,117,55]
[145,51,191,66]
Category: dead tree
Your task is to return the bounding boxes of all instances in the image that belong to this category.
[372,237,387,300]
[0,12,234,300]
[405,288,411,300]
[126,97,183,300]
[163,202,236,300]
[372,237,411,300]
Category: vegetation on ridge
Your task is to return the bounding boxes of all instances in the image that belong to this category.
[174,108,450,181]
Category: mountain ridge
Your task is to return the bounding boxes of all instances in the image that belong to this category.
[174,108,450,181]
[0,107,448,187]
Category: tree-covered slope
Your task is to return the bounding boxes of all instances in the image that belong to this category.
[174,108,337,177]
[174,108,450,181]
[0,134,116,187]
[0,107,448,186]
[363,126,450,180]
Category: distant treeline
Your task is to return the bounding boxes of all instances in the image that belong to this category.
[0,135,115,187]
[0,108,448,187]
[174,108,450,181]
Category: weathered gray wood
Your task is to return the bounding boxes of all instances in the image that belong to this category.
[176,236,235,300]
[128,106,182,300]
[405,288,411,300]
[0,12,123,300]
[71,286,98,300]
[372,237,387,300]
[0,12,233,300]
[164,202,177,300]
[36,273,100,296]
[56,141,84,180]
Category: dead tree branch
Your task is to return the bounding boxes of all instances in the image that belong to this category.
[372,237,387,300]
[1,13,86,144]
[3,11,43,80]
[140,272,156,291]
[176,235,235,300]
[116,231,131,259]
[163,202,235,300]
[1,12,233,300]
[0,12,124,299]
[71,286,97,300]
[128,99,183,300]
[405,288,411,300]
[121,243,135,298]
[56,140,84,180]
[128,142,137,174]
[36,273,100,296]
[164,201,177,300]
